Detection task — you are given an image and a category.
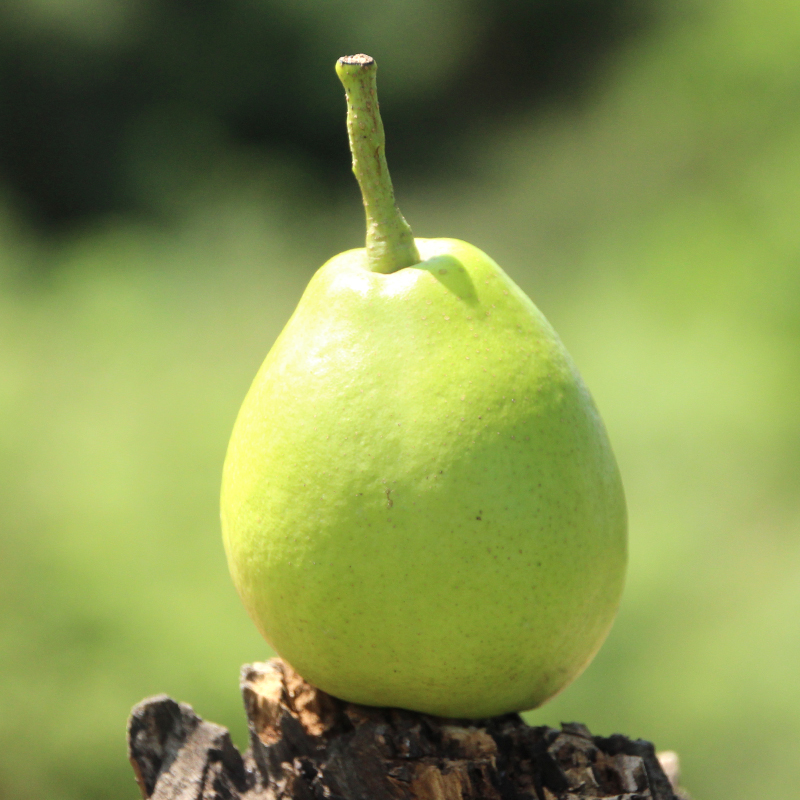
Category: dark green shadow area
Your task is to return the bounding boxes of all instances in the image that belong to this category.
[416,255,479,305]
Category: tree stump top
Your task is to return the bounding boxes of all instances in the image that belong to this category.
[127,658,687,800]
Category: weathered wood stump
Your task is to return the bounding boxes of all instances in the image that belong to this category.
[127,658,688,800]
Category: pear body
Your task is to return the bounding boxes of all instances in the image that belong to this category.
[221,238,626,718]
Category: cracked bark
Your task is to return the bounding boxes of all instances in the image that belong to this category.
[127,658,690,800]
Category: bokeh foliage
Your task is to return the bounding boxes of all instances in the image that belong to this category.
[0,0,652,228]
[1,1,799,799]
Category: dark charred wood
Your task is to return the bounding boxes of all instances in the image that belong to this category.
[128,658,689,800]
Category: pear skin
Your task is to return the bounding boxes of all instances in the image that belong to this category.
[221,237,626,717]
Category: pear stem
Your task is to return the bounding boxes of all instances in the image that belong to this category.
[336,55,420,274]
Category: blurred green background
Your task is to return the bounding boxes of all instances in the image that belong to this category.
[1,1,799,798]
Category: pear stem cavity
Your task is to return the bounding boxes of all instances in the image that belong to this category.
[336,55,421,274]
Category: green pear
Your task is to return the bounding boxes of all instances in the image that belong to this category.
[221,54,626,718]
